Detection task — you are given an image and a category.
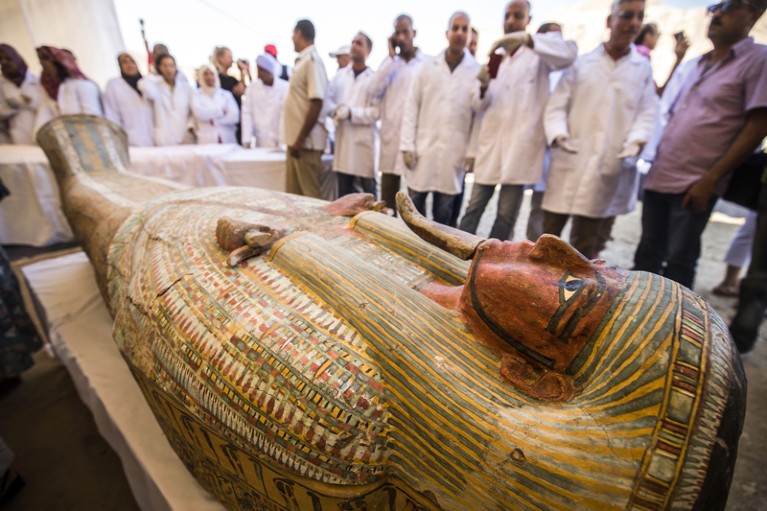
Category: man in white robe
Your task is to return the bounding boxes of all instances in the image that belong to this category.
[103,53,154,147]
[140,54,194,146]
[325,32,380,197]
[459,0,577,241]
[370,14,424,213]
[400,11,479,225]
[542,0,657,259]
[191,64,239,145]
[241,53,287,148]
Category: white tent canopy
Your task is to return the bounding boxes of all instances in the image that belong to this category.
[0,0,124,88]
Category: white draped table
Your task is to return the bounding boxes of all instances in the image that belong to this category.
[0,144,333,246]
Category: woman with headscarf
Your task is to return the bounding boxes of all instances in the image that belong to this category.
[103,52,154,146]
[190,63,239,145]
[240,53,287,148]
[36,46,102,118]
[0,44,41,144]
[139,53,194,146]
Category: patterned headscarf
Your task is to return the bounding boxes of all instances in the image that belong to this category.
[37,46,88,100]
[0,44,28,87]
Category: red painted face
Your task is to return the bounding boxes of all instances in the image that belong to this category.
[460,236,627,372]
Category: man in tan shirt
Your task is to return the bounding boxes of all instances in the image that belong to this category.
[283,19,329,198]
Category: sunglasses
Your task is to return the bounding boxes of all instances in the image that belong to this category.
[707,0,758,14]
[616,10,645,21]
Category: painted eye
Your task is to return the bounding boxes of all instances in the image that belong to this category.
[562,276,584,301]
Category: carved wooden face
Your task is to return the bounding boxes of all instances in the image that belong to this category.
[461,235,627,372]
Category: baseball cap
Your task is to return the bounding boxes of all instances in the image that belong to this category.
[264,44,278,58]
[328,45,351,58]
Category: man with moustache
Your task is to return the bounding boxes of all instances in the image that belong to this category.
[542,0,657,259]
[459,0,576,241]
[400,11,480,224]
[370,14,425,214]
[634,0,767,292]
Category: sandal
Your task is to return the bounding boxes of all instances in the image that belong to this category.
[712,284,739,297]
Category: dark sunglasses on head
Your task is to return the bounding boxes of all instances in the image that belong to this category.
[617,10,645,21]
[707,0,758,14]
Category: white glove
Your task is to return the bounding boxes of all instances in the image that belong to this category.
[464,157,475,173]
[333,105,351,126]
[617,141,643,159]
[477,65,491,88]
[490,31,530,54]
[402,151,417,170]
[554,136,578,154]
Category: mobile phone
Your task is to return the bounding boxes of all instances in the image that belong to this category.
[488,52,503,79]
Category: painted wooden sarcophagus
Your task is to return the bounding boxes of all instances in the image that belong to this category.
[38,116,746,511]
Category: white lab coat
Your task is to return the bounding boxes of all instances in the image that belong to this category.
[400,49,480,194]
[0,71,41,144]
[191,88,239,144]
[325,66,380,178]
[140,75,194,146]
[473,33,577,186]
[241,78,287,147]
[543,45,658,218]
[103,77,154,147]
[370,51,425,176]
[57,78,103,116]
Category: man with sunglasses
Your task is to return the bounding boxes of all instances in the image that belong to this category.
[634,0,767,291]
[541,0,657,260]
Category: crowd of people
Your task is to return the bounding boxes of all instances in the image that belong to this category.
[1,0,766,349]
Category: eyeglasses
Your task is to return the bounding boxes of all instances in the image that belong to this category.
[707,0,758,14]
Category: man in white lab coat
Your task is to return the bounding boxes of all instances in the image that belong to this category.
[241,53,287,148]
[103,53,154,147]
[325,32,380,198]
[459,0,577,241]
[370,14,424,213]
[542,0,657,259]
[400,11,479,225]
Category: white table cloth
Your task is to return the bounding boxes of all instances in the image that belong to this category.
[1,144,332,246]
[21,251,225,511]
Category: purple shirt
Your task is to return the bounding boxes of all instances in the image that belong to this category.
[645,37,767,195]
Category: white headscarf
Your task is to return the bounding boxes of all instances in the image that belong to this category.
[255,53,279,78]
[196,63,220,97]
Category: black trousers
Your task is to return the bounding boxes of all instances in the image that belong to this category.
[731,180,767,353]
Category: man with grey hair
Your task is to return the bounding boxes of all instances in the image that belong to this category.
[400,11,480,224]
[459,0,577,241]
[542,0,657,259]
[633,0,767,320]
